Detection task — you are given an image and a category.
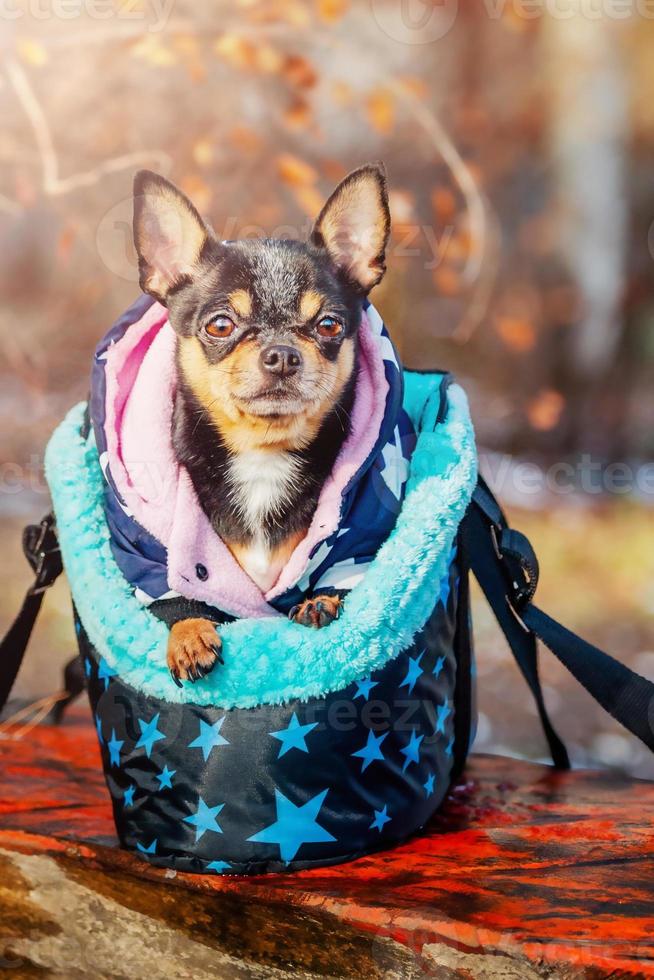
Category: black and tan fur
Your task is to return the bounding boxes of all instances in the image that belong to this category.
[132,163,391,685]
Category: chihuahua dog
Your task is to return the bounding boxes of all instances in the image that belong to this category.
[132,163,391,684]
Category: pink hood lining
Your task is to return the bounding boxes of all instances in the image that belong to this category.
[102,304,389,618]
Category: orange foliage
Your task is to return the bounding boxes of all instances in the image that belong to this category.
[366,89,395,135]
[442,232,471,264]
[317,0,349,22]
[291,184,325,218]
[214,34,258,71]
[433,266,461,297]
[277,153,319,186]
[431,187,457,223]
[179,175,212,213]
[396,76,428,100]
[527,390,565,431]
[282,54,318,90]
[228,125,263,154]
[283,99,312,130]
[246,0,311,27]
[495,316,537,353]
[322,159,347,182]
[255,42,286,73]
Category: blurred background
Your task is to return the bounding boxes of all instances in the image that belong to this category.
[1,0,653,774]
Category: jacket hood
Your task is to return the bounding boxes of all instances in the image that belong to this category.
[90,295,415,618]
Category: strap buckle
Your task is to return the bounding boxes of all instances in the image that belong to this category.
[471,480,540,627]
[22,515,63,594]
[489,524,539,613]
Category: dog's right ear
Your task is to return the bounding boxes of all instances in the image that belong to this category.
[133,170,213,304]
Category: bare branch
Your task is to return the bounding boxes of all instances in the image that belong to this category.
[3,58,170,205]
[390,81,501,343]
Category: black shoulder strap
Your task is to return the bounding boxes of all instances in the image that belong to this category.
[465,477,654,767]
[0,514,63,713]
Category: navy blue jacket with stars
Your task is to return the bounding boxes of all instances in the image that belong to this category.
[89,294,417,616]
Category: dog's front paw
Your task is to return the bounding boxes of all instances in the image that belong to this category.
[167,618,224,687]
[289,595,343,629]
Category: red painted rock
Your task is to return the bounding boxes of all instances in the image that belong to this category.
[1,703,653,977]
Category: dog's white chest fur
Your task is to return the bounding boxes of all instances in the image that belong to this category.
[226,449,302,591]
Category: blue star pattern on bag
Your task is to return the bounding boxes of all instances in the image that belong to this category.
[435,700,451,735]
[353,677,378,701]
[188,718,229,761]
[184,797,225,843]
[206,860,232,874]
[155,765,176,790]
[247,789,336,864]
[400,652,424,695]
[135,713,166,758]
[97,657,117,690]
[352,730,388,772]
[400,730,425,772]
[269,713,318,758]
[107,729,123,767]
[85,550,460,873]
[369,805,391,832]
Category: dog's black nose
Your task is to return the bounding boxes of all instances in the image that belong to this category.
[259,344,303,377]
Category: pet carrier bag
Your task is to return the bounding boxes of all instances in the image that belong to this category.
[2,367,654,875]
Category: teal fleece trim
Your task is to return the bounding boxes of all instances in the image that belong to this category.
[44,372,477,709]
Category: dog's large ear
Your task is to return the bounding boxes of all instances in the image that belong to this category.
[133,170,213,303]
[310,163,390,293]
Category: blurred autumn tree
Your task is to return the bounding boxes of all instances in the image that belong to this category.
[1,0,653,471]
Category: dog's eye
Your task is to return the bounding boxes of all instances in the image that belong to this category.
[317,316,343,338]
[205,316,235,339]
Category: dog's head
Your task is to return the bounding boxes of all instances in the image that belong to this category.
[132,164,390,452]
